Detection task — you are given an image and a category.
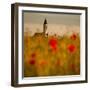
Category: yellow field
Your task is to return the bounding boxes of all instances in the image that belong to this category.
[24,33,80,77]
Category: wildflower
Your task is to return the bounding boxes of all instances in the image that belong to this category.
[70,33,77,40]
[29,59,36,65]
[49,37,58,51]
[67,44,76,53]
[31,53,36,58]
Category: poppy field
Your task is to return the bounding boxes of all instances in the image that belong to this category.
[24,33,80,77]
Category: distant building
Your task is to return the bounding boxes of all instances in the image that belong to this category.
[34,19,48,37]
[43,19,47,35]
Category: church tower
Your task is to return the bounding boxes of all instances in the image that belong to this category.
[43,19,47,35]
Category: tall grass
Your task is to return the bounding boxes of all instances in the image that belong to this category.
[24,33,80,77]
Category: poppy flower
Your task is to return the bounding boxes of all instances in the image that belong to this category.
[51,46,57,52]
[67,44,76,53]
[70,34,77,40]
[49,37,58,51]
[29,59,36,65]
[31,53,36,58]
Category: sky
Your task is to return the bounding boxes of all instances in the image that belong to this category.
[24,11,80,26]
[23,11,80,36]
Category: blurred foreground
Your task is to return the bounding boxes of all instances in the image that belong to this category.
[24,33,80,77]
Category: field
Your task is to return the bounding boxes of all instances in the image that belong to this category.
[24,33,80,77]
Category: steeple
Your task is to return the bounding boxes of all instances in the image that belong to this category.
[43,18,47,35]
[44,19,47,24]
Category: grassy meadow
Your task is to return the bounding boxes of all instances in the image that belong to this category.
[24,33,80,77]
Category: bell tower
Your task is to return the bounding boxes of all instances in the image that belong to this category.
[43,19,47,35]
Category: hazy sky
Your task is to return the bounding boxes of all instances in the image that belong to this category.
[24,12,80,26]
[24,12,80,36]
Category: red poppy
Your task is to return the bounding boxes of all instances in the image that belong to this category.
[49,37,58,51]
[29,59,36,65]
[70,34,77,40]
[31,53,36,58]
[51,46,57,52]
[67,44,76,53]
